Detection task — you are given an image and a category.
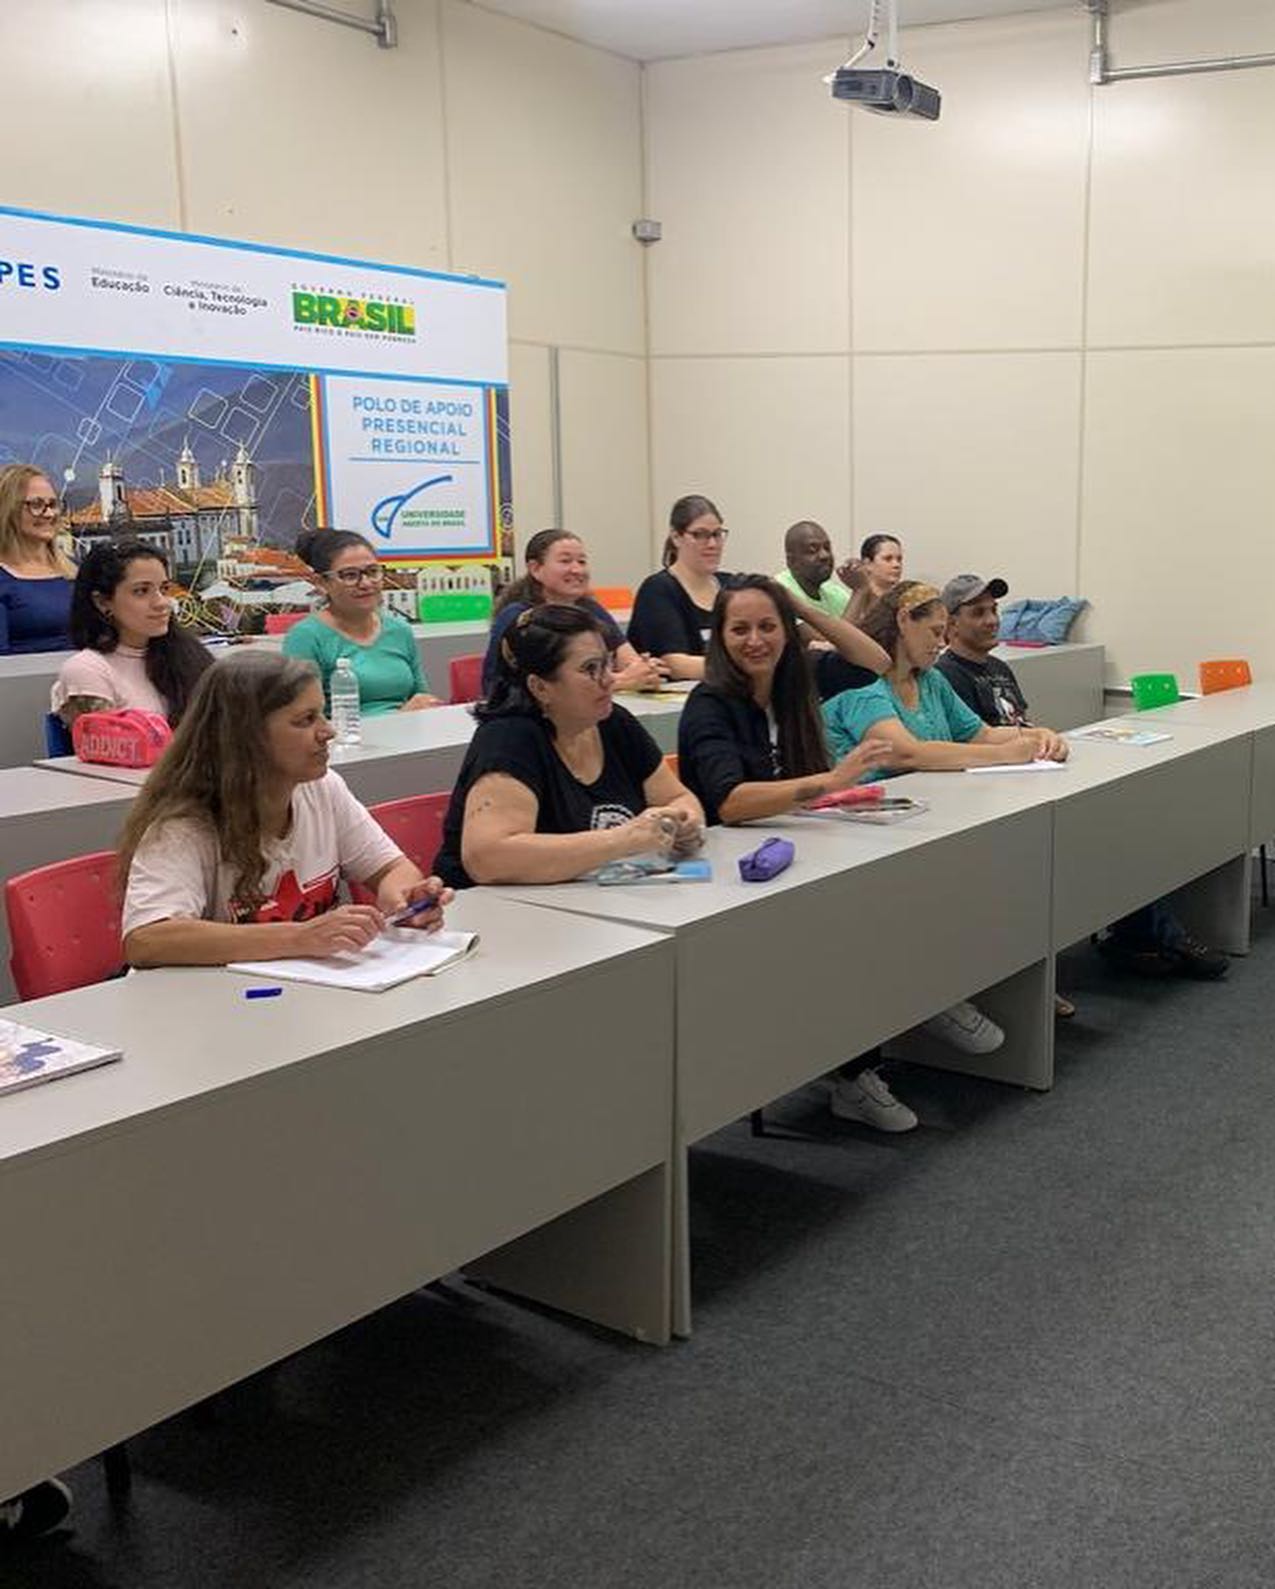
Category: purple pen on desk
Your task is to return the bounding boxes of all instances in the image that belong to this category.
[244,986,283,1000]
[386,896,438,927]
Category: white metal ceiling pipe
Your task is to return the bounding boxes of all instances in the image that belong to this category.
[1087,0,1275,85]
[264,0,397,48]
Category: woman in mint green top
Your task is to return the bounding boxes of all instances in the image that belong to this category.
[283,529,440,716]
[823,580,1066,776]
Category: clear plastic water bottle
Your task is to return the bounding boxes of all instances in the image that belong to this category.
[330,656,362,746]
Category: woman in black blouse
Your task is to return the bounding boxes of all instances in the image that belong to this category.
[434,605,703,888]
[628,495,734,680]
[679,576,892,825]
[677,575,915,1133]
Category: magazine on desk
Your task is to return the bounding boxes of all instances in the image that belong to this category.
[1069,725,1172,748]
[0,1020,122,1097]
[229,928,480,993]
[797,796,929,825]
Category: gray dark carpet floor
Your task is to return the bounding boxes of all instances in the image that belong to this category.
[14,916,1275,1588]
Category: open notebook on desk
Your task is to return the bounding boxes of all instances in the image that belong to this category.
[229,928,479,993]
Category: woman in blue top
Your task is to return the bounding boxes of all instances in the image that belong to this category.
[482,529,663,696]
[0,463,74,655]
[824,580,1067,774]
[284,529,441,716]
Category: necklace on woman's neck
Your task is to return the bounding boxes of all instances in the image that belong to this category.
[325,607,379,642]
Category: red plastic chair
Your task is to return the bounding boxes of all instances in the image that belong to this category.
[449,653,484,704]
[264,612,308,635]
[350,792,451,906]
[1199,659,1252,695]
[6,851,123,1000]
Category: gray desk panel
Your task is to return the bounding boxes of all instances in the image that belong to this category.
[1253,725,1275,847]
[495,808,1051,1141]
[999,642,1105,732]
[1,895,675,1495]
[1052,736,1251,948]
[675,807,1051,1142]
[0,649,72,767]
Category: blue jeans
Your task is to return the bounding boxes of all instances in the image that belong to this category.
[1110,900,1187,951]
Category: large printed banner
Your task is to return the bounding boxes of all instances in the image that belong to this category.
[0,205,509,569]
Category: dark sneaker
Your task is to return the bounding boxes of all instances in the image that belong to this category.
[0,1479,72,1543]
[1165,935,1229,981]
[1096,936,1176,979]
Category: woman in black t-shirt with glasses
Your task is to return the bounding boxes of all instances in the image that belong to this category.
[434,605,704,888]
[628,494,735,681]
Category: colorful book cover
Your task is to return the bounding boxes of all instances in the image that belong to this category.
[0,1021,122,1097]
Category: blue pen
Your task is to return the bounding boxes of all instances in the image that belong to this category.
[386,895,438,927]
[245,986,283,1000]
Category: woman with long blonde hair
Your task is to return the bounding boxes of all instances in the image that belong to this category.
[0,462,75,654]
[120,650,450,967]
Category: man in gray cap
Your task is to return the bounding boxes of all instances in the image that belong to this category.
[935,574,1038,732]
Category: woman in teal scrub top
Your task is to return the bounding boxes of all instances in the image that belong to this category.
[284,529,442,716]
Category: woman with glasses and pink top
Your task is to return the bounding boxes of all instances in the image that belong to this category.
[283,528,442,716]
[628,494,736,681]
[0,463,75,654]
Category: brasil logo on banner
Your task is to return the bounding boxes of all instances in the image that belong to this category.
[0,205,510,596]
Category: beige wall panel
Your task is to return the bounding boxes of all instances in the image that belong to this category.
[2,0,179,226]
[645,41,851,357]
[558,351,650,591]
[1080,349,1275,685]
[853,352,1082,597]
[442,2,644,353]
[507,342,554,545]
[1102,0,1275,65]
[852,10,1089,352]
[173,0,448,267]
[1088,68,1275,347]
[649,357,852,577]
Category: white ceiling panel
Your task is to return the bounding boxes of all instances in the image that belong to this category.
[459,0,1080,62]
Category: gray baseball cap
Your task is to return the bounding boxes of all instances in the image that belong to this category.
[941,574,1008,614]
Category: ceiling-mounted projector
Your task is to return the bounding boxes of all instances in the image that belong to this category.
[827,1,941,121]
[830,66,940,119]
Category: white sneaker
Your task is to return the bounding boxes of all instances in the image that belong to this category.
[920,1000,1004,1055]
[827,1066,918,1133]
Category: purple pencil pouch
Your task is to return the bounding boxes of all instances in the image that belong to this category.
[738,836,795,883]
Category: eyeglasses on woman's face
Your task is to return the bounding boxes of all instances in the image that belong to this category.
[326,563,384,587]
[23,496,59,516]
[681,527,728,545]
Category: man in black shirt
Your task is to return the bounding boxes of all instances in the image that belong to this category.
[935,574,1031,725]
[937,574,1227,982]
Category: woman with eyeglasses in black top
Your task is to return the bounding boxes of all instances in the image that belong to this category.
[628,495,736,682]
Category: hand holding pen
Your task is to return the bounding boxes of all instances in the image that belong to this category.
[385,876,454,932]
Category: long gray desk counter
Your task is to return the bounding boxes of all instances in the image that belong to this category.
[0,637,1103,767]
[0,892,676,1499]
[33,693,683,797]
[492,716,1257,1335]
[0,623,489,769]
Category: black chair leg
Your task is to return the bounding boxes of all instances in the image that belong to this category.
[750,1109,765,1137]
[102,1442,131,1499]
[1261,845,1269,908]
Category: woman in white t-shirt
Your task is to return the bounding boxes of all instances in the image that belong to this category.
[119,651,450,967]
[52,538,212,728]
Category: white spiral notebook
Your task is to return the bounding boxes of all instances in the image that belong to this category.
[229,928,480,993]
